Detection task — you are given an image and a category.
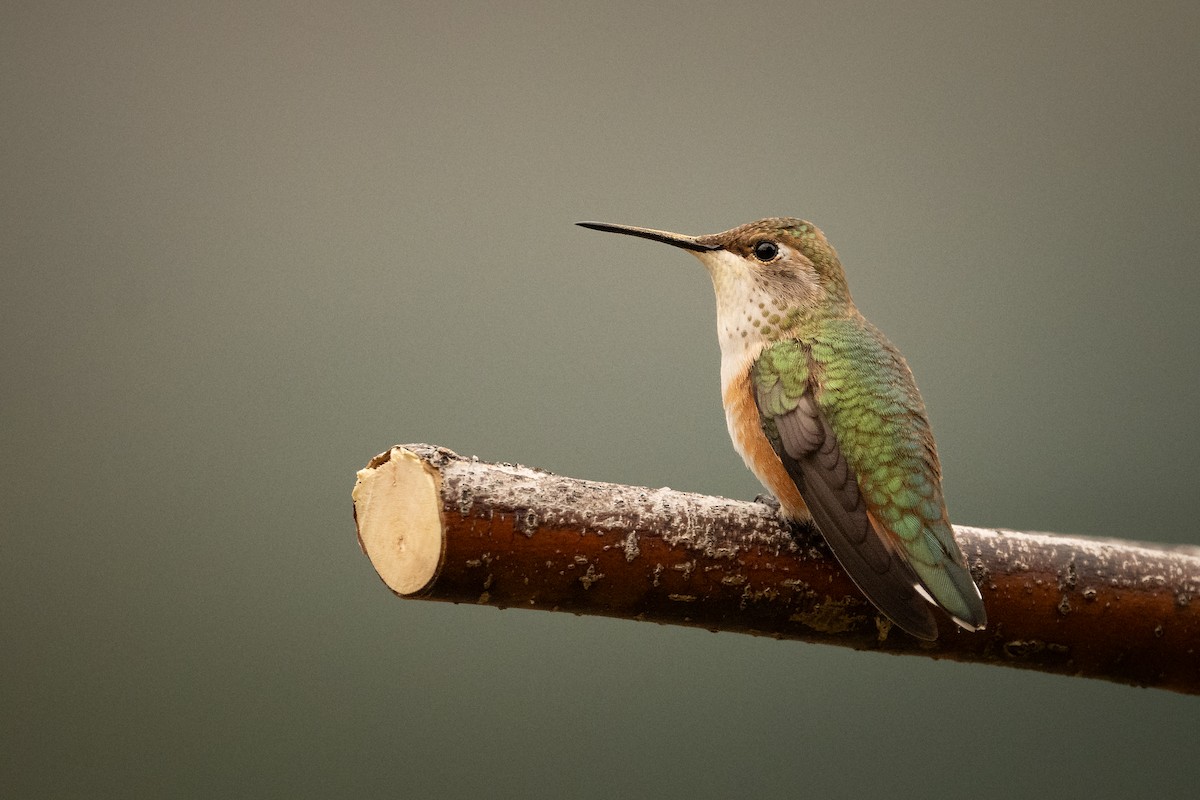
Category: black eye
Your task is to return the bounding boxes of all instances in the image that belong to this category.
[753,241,779,262]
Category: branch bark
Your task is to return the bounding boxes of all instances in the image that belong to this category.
[352,444,1200,694]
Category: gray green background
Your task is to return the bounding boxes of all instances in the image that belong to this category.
[4,2,1198,797]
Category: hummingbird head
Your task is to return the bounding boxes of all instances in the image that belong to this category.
[577,217,854,345]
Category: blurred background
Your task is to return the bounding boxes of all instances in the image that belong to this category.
[4,1,1198,796]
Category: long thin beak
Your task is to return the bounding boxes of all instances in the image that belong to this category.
[576,221,720,252]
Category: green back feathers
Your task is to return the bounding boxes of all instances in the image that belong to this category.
[754,322,986,630]
[753,340,808,417]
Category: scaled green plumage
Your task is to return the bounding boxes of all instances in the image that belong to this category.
[754,318,984,628]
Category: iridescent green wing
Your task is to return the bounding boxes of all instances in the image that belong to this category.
[752,339,939,640]
[809,319,985,631]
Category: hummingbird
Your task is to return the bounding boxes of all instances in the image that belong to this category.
[577,217,986,640]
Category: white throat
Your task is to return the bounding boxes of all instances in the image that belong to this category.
[691,249,775,391]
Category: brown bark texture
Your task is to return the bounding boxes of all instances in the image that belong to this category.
[353,444,1200,694]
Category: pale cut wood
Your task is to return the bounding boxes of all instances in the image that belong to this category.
[353,444,1200,694]
[352,448,443,595]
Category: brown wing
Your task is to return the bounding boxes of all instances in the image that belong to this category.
[758,380,939,640]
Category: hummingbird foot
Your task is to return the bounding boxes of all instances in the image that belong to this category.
[753,493,782,513]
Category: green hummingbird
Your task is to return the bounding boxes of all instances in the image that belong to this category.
[577,217,986,640]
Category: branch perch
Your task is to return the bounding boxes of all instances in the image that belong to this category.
[352,444,1200,694]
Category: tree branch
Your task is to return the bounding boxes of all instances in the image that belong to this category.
[352,444,1200,694]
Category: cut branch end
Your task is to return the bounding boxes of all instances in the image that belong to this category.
[353,446,444,596]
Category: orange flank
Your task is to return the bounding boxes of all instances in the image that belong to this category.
[722,367,809,519]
